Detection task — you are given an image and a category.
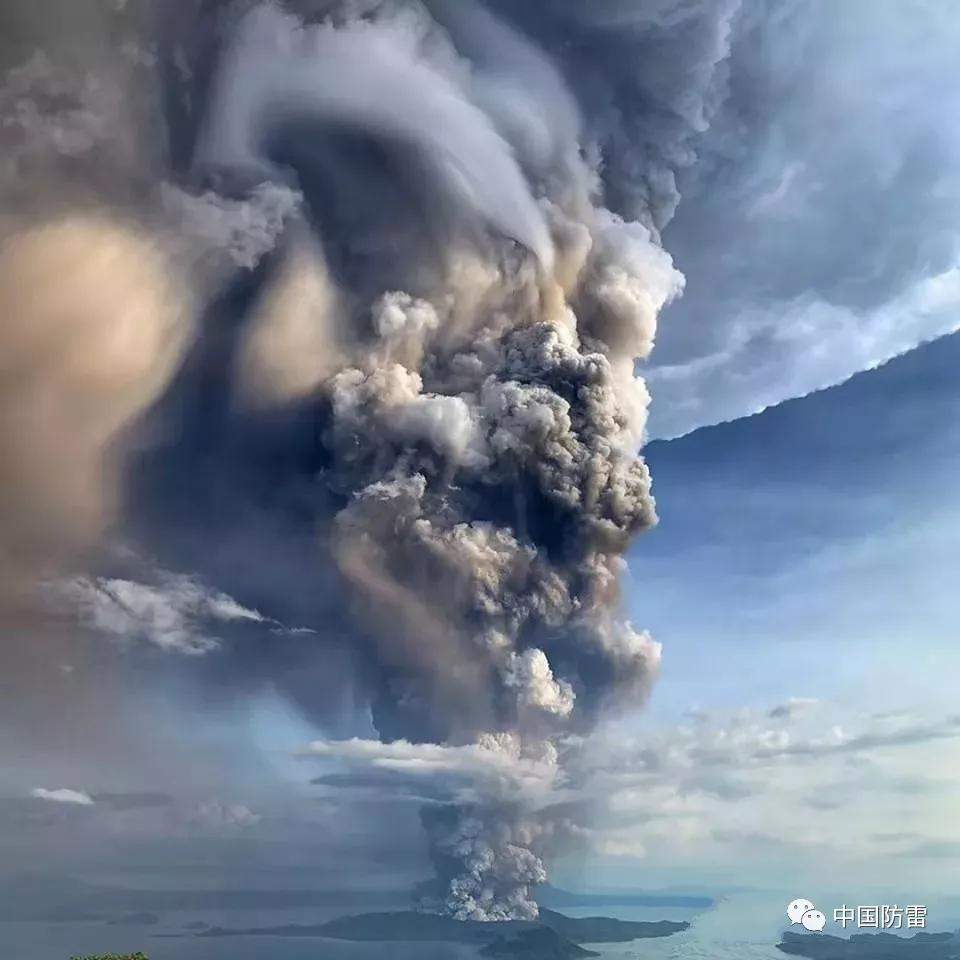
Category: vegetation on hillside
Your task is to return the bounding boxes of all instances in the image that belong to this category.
[70,953,148,960]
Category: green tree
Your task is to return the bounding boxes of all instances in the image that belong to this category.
[70,954,148,960]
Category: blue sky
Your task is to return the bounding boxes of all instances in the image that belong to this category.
[636,330,960,718]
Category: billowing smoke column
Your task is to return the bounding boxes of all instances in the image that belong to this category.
[0,0,738,924]
[193,0,686,920]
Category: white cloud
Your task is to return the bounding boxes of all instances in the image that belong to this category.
[301,733,560,806]
[648,265,960,439]
[561,703,960,887]
[30,788,94,806]
[302,704,960,884]
[52,568,269,655]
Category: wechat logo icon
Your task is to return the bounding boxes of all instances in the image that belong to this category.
[787,898,826,933]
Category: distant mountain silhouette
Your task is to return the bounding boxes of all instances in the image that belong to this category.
[0,872,400,922]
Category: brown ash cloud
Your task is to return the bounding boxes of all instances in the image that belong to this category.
[0,0,739,922]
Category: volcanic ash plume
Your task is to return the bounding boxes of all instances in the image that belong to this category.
[0,0,738,923]
[193,0,686,920]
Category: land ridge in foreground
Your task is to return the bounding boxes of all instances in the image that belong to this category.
[777,930,960,959]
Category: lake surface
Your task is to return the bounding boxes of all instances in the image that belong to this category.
[6,889,960,959]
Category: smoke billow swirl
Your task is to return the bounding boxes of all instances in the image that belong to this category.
[0,0,738,923]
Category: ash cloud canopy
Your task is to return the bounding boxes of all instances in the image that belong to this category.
[0,0,711,922]
[6,0,949,928]
[185,1,688,918]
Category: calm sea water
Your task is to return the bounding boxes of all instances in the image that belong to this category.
[6,889,960,960]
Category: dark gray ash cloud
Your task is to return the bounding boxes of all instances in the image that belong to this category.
[123,0,718,920]
[0,0,709,919]
[7,0,952,922]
